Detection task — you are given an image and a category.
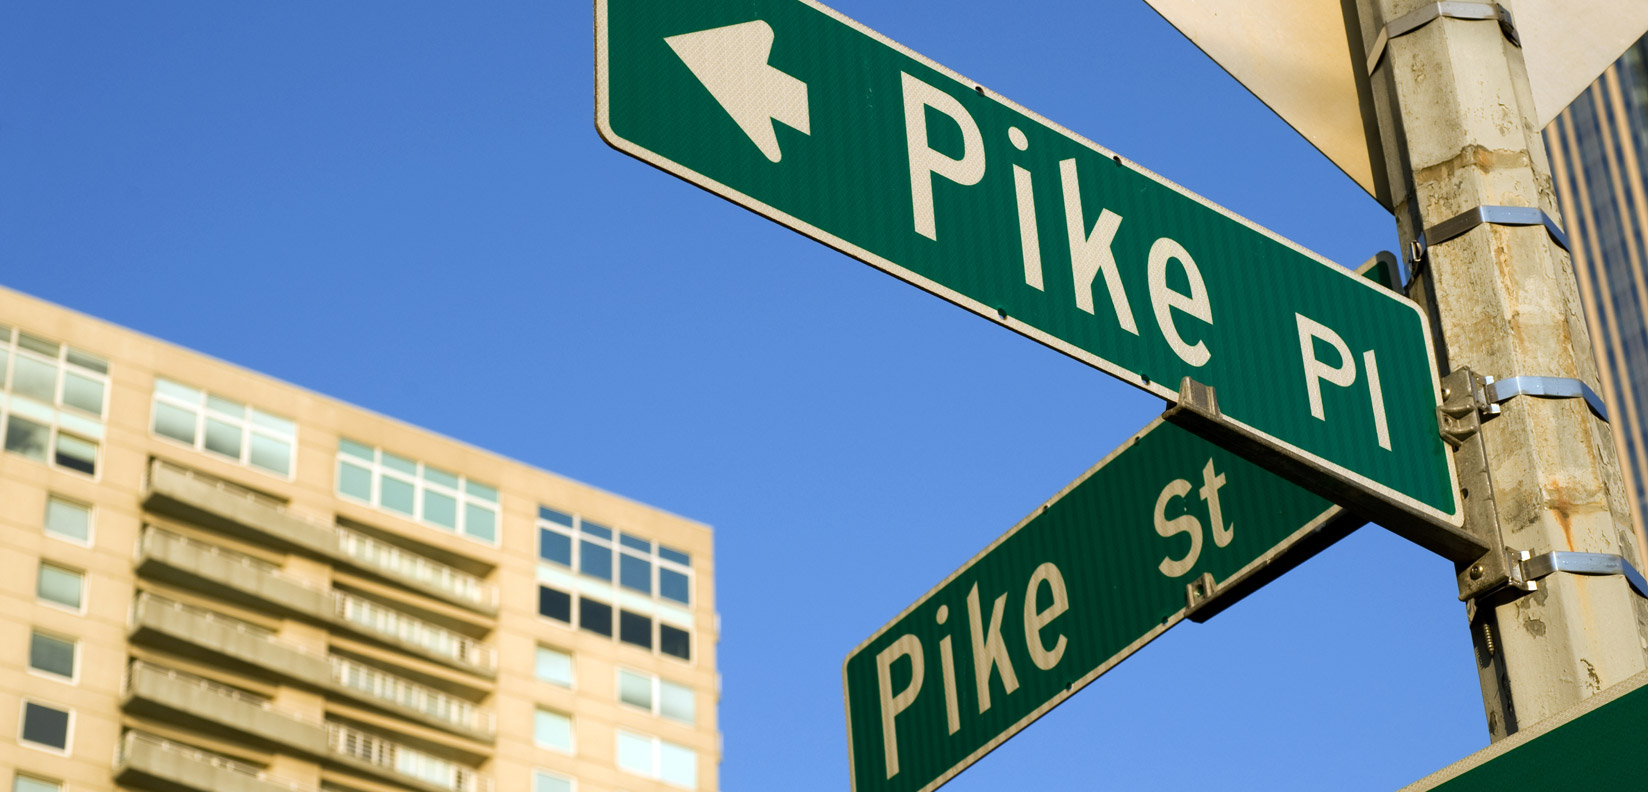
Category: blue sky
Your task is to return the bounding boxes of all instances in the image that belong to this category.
[1,2,1487,789]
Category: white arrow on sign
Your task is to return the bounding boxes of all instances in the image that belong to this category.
[666,20,812,163]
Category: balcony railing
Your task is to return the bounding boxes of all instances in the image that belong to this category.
[132,592,325,658]
[118,730,316,792]
[140,525,328,590]
[329,656,494,735]
[326,722,492,792]
[125,660,321,724]
[148,458,497,610]
[333,592,496,672]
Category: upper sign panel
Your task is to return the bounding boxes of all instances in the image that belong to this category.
[597,0,1460,524]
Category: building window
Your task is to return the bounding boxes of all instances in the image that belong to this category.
[43,496,91,545]
[533,708,573,754]
[19,700,72,753]
[532,770,573,792]
[27,631,77,681]
[616,730,697,790]
[618,668,696,725]
[538,506,693,605]
[535,645,574,688]
[0,326,106,476]
[538,584,692,662]
[36,563,83,612]
[151,378,296,477]
[12,775,62,792]
[337,439,499,543]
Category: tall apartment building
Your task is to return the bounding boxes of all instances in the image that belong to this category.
[0,286,720,792]
[1544,34,1648,552]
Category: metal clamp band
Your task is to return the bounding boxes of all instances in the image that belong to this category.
[1366,2,1518,75]
[1522,552,1648,599]
[1485,375,1609,422]
[1421,205,1570,255]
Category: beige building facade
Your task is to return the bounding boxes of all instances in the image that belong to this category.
[0,286,719,792]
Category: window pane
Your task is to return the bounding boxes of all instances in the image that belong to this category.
[618,669,653,710]
[660,568,691,604]
[203,417,242,459]
[381,451,418,475]
[250,410,294,435]
[155,378,200,402]
[37,564,83,610]
[206,394,245,419]
[338,461,373,500]
[423,489,458,529]
[539,528,572,566]
[65,349,107,374]
[53,434,96,475]
[18,334,58,356]
[580,598,613,637]
[659,624,691,661]
[6,415,50,461]
[249,434,292,475]
[580,520,613,540]
[660,741,698,789]
[617,732,654,774]
[44,498,90,543]
[533,708,572,752]
[539,506,574,527]
[61,373,104,415]
[581,540,612,580]
[380,476,416,515]
[463,503,497,543]
[423,465,460,489]
[533,772,572,792]
[0,347,8,388]
[536,646,573,687]
[620,554,653,594]
[153,402,197,444]
[20,701,70,750]
[620,533,652,552]
[659,545,691,567]
[12,355,57,403]
[339,437,374,461]
[538,586,571,623]
[464,480,498,502]
[619,610,652,649]
[660,680,695,725]
[28,632,75,678]
[13,774,63,792]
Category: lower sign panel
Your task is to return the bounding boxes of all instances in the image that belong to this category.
[842,419,1358,792]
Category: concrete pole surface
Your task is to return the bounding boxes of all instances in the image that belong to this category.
[1354,0,1648,740]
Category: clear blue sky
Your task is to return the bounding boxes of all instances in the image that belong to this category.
[0,2,1487,789]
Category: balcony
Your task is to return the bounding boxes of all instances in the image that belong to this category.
[122,661,328,756]
[135,527,495,677]
[144,459,497,614]
[115,730,315,792]
[326,722,492,792]
[129,594,492,740]
[332,592,495,676]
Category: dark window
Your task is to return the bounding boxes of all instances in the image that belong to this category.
[539,528,572,566]
[659,544,691,566]
[660,568,690,604]
[659,624,691,661]
[580,520,612,540]
[619,610,653,649]
[620,554,652,594]
[579,598,612,637]
[21,701,70,750]
[619,533,651,552]
[539,506,574,527]
[538,586,571,623]
[28,632,75,678]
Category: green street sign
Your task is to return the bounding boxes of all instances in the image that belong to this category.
[596,0,1462,529]
[1403,670,1648,791]
[841,418,1356,792]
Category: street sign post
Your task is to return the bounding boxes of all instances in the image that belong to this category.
[597,0,1464,537]
[841,418,1356,792]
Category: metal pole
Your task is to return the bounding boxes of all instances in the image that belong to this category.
[1354,0,1648,739]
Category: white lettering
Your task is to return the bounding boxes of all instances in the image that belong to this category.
[902,72,985,241]
[875,634,925,779]
[1364,349,1392,450]
[1060,159,1138,334]
[936,604,960,735]
[1296,314,1355,421]
[1154,478,1203,578]
[1199,459,1233,548]
[967,582,1020,713]
[1013,164,1044,290]
[1022,562,1070,671]
[1148,238,1212,367]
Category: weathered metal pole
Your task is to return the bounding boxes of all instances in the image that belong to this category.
[1354,0,1648,739]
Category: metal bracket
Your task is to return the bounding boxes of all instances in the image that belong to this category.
[1515,551,1648,599]
[1423,205,1570,254]
[1185,572,1218,617]
[1485,375,1609,422]
[1441,368,1516,601]
[1366,2,1519,75]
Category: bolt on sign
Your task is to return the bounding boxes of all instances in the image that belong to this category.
[842,419,1353,792]
[596,0,1459,528]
